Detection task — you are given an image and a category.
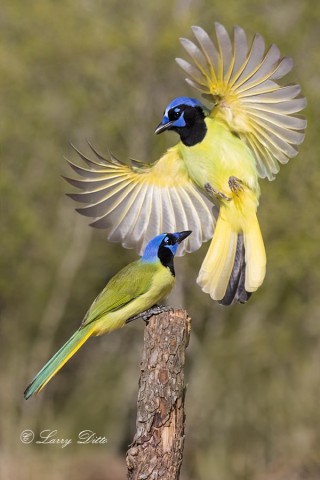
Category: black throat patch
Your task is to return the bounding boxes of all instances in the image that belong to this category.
[157,245,175,276]
[174,106,207,147]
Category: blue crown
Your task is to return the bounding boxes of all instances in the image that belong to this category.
[165,97,204,113]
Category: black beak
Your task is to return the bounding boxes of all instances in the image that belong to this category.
[176,230,192,243]
[155,120,174,135]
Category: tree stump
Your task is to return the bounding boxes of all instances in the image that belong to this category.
[126,309,191,480]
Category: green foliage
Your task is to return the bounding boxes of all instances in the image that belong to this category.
[1,1,320,479]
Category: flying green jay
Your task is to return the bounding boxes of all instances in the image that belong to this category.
[24,230,191,399]
[65,23,306,305]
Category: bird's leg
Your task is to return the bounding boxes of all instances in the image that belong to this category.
[204,182,231,202]
[125,305,173,325]
[228,176,245,196]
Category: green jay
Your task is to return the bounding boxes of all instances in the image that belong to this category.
[65,23,306,304]
[24,230,191,399]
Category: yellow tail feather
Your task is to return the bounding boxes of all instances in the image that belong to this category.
[243,213,266,292]
[197,205,266,301]
[197,212,238,300]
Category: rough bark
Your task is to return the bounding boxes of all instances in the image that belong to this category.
[126,309,191,480]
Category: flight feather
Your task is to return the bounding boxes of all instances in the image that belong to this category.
[64,143,214,255]
[176,22,306,180]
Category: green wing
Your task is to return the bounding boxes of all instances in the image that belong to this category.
[81,260,157,327]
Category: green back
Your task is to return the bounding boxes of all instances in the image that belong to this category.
[81,260,159,327]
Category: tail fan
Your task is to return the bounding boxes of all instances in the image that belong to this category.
[197,212,238,300]
[24,326,94,399]
[197,207,266,303]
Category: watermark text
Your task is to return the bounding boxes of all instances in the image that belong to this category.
[20,429,108,448]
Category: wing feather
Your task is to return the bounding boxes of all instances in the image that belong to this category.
[215,22,233,79]
[191,25,220,75]
[124,186,154,250]
[176,23,306,180]
[160,187,176,233]
[231,34,266,87]
[84,261,157,322]
[106,183,146,241]
[65,145,214,255]
[231,26,248,80]
[64,159,109,178]
[175,57,208,87]
[178,187,207,249]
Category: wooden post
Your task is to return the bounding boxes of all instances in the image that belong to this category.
[126,309,191,480]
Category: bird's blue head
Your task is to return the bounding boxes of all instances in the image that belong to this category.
[155,97,208,147]
[142,231,192,276]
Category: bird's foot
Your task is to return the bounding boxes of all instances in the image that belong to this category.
[204,182,231,202]
[228,176,244,196]
[126,305,173,325]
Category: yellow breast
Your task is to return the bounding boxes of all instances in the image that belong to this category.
[94,266,175,335]
[180,118,259,197]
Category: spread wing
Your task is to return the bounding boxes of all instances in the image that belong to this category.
[64,143,215,256]
[176,23,306,180]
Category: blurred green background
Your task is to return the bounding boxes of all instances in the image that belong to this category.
[1,0,320,479]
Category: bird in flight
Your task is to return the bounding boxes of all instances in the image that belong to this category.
[24,231,191,398]
[65,23,306,305]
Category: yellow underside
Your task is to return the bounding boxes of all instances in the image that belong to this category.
[181,118,266,300]
[93,267,175,335]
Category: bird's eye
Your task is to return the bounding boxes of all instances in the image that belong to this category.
[168,108,181,121]
[173,108,181,119]
[164,235,175,245]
